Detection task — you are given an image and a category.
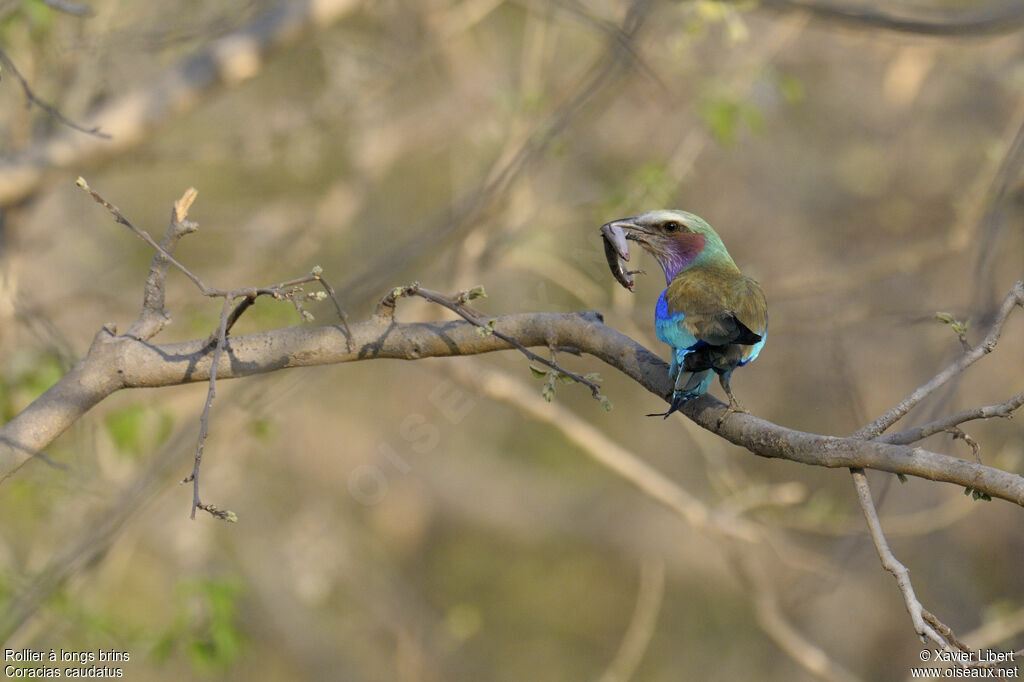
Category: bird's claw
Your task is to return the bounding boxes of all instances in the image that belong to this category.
[715,395,749,429]
[716,402,747,428]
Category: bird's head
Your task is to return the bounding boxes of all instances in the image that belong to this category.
[600,210,731,284]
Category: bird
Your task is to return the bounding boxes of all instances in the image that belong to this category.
[600,210,767,420]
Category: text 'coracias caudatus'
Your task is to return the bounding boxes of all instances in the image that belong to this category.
[600,210,767,419]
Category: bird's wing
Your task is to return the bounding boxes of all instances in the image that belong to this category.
[664,269,767,346]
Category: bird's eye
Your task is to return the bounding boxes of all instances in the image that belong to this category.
[663,221,681,232]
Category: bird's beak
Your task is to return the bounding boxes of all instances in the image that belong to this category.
[602,218,652,246]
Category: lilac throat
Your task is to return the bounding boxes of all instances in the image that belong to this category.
[660,233,706,282]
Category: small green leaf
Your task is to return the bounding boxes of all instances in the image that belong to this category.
[583,372,603,384]
[475,319,496,337]
[935,312,956,324]
[529,365,548,379]
[599,395,613,412]
[465,285,487,300]
[541,382,555,403]
[555,372,575,385]
[896,473,907,484]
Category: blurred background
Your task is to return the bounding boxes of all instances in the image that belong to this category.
[1,0,1023,680]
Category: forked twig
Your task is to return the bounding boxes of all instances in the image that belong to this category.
[855,281,1024,439]
[378,282,605,401]
[845,280,1024,661]
[79,179,351,520]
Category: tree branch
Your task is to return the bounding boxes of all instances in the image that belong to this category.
[2,305,1023,505]
[851,470,947,648]
[750,0,1024,36]
[879,391,1024,446]
[854,281,1024,439]
[0,47,109,138]
[0,0,362,207]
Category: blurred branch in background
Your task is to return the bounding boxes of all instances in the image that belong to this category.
[750,0,1024,36]
[337,0,659,306]
[1,0,1024,679]
[0,0,362,207]
[0,46,108,137]
[449,357,868,680]
[1,171,1021,671]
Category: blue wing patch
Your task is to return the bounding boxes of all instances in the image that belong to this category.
[654,290,700,351]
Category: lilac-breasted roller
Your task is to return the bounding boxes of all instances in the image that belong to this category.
[600,210,767,419]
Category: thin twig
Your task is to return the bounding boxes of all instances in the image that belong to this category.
[77,178,214,295]
[0,48,109,138]
[80,180,351,338]
[79,180,350,519]
[850,469,947,648]
[855,281,1024,439]
[880,391,1024,445]
[389,282,606,401]
[182,297,237,522]
[944,427,981,463]
[312,271,352,345]
[750,0,1024,35]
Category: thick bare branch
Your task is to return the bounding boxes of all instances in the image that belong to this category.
[3,307,1023,505]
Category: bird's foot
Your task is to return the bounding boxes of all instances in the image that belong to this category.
[647,392,693,419]
[715,396,749,429]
